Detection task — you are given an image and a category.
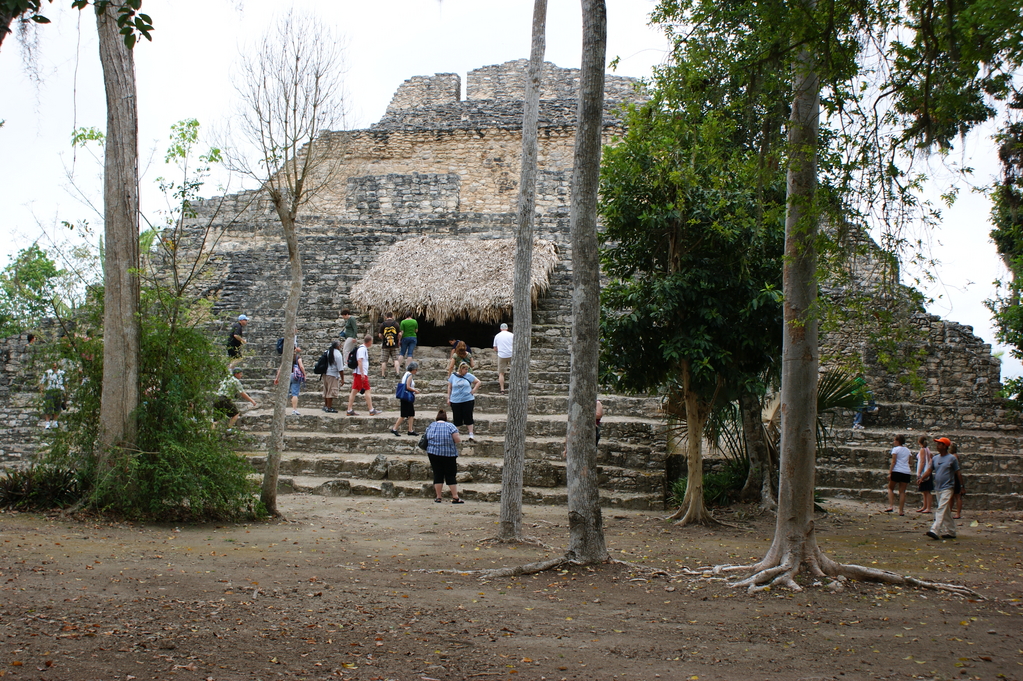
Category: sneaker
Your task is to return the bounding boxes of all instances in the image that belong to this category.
[941,534,956,539]
[326,407,338,413]
[407,431,419,437]
[926,531,940,540]
[51,421,58,429]
[42,421,51,429]
[292,410,300,416]
[347,410,357,416]
[322,406,329,413]
[468,434,475,441]
[391,429,400,437]
[369,409,382,416]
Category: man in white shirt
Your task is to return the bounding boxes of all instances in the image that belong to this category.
[347,335,382,416]
[493,323,514,394]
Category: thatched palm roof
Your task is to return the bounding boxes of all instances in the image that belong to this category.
[349,237,559,324]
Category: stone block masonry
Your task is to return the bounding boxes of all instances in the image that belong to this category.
[3,60,1019,510]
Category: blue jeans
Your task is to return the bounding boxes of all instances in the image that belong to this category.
[400,337,418,358]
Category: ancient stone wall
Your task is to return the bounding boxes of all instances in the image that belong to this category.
[385,73,461,114]
[0,334,42,465]
[818,227,1012,431]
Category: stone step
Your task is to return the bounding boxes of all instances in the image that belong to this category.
[820,450,1022,475]
[239,430,664,468]
[831,403,1021,432]
[238,409,665,440]
[826,427,1023,453]
[240,392,660,418]
[245,451,664,494]
[817,465,1023,495]
[261,474,663,510]
[815,486,1023,511]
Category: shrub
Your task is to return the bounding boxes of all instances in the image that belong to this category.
[42,288,263,522]
[668,458,750,508]
[0,465,82,510]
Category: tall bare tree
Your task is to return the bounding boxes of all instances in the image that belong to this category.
[498,0,547,542]
[95,0,140,464]
[565,0,608,563]
[229,11,349,517]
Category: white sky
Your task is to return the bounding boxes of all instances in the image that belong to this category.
[0,0,1017,378]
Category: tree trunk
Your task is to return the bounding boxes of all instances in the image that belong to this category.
[261,209,303,517]
[665,362,716,525]
[565,0,608,565]
[727,37,825,590]
[499,0,547,542]
[95,2,140,464]
[739,390,776,511]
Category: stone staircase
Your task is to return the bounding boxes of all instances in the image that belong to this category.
[817,419,1023,510]
[236,345,669,509]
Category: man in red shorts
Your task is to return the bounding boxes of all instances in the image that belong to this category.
[347,335,382,416]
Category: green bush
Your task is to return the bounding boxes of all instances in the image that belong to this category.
[0,465,82,510]
[669,458,750,508]
[43,288,263,522]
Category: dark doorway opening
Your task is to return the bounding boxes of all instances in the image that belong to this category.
[417,316,509,352]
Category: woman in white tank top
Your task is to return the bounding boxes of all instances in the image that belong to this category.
[885,434,914,515]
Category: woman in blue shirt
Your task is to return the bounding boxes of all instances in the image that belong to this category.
[447,362,481,441]
[426,409,463,503]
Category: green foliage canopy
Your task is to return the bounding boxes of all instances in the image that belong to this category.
[599,63,786,400]
[0,244,63,336]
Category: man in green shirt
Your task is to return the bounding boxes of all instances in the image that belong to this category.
[213,367,257,428]
[340,308,359,362]
[399,313,418,369]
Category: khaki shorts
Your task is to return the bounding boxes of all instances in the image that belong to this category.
[380,346,399,363]
[497,356,511,375]
[322,374,341,399]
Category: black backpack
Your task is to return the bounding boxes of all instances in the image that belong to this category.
[276,337,285,355]
[381,322,398,348]
[313,348,330,375]
[347,348,359,370]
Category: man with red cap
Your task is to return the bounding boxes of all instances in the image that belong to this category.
[924,437,964,540]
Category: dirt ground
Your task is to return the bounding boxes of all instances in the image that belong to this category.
[1,496,1021,681]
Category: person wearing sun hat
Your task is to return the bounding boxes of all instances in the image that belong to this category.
[924,437,964,540]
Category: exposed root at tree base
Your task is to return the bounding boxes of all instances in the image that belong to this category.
[419,556,581,578]
[663,505,724,527]
[611,558,703,580]
[707,554,981,599]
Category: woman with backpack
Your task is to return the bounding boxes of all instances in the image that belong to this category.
[447,361,481,441]
[322,340,345,413]
[274,347,306,416]
[391,361,420,437]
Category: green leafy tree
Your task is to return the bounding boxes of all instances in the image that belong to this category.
[1,0,152,51]
[654,0,1017,593]
[0,244,63,336]
[43,287,260,521]
[599,71,786,525]
[987,120,1023,403]
[597,103,781,521]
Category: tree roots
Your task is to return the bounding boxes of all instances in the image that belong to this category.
[707,549,981,598]
[420,555,580,579]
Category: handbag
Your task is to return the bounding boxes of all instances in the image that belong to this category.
[395,379,414,402]
[417,431,429,451]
